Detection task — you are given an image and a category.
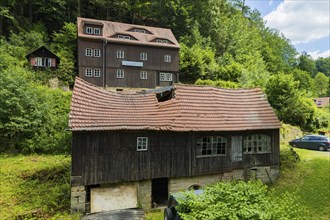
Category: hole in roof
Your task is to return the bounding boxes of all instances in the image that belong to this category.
[141,86,174,102]
[156,90,174,102]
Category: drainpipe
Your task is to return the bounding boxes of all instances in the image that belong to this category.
[102,39,107,88]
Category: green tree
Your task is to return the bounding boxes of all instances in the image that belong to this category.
[51,22,77,86]
[297,52,317,76]
[314,72,329,97]
[290,68,316,97]
[0,67,71,153]
[315,57,330,77]
[266,73,316,130]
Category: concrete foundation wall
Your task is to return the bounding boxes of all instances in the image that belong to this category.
[71,166,279,213]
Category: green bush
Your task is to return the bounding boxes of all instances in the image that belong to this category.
[177,180,307,220]
[0,68,71,154]
[280,145,300,170]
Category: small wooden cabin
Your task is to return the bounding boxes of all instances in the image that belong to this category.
[69,77,281,213]
[26,46,60,69]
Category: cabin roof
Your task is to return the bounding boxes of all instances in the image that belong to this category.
[25,45,60,62]
[69,77,281,132]
[77,17,180,49]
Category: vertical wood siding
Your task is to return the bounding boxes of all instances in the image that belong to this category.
[72,129,280,186]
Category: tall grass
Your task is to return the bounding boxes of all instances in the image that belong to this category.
[0,154,78,219]
[273,148,330,220]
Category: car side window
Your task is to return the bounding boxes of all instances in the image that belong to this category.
[302,137,309,140]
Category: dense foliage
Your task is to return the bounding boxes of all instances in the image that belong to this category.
[0,0,329,153]
[176,180,307,220]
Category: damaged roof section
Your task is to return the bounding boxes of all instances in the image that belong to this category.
[141,86,175,102]
[69,78,281,132]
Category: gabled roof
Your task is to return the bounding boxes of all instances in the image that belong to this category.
[77,17,180,49]
[25,46,60,62]
[69,78,281,132]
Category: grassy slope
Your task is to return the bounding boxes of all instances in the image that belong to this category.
[272,148,330,220]
[0,154,78,220]
[0,149,328,220]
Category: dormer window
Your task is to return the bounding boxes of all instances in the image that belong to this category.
[134,29,146,33]
[85,27,101,35]
[118,35,131,40]
[157,39,168,44]
[86,27,93,34]
[94,28,101,35]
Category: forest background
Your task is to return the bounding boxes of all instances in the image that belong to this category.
[0,0,329,154]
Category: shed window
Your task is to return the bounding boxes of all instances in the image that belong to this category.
[117,50,125,59]
[117,69,124,78]
[140,71,147,79]
[160,72,172,82]
[36,57,52,67]
[137,137,148,151]
[140,52,148,61]
[244,134,271,154]
[164,54,171,63]
[197,136,227,157]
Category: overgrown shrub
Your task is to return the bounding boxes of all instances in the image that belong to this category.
[280,145,300,170]
[177,180,307,220]
[0,68,71,154]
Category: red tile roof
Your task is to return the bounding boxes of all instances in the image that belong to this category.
[77,17,180,49]
[69,78,281,131]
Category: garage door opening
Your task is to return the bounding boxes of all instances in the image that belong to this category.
[152,178,168,207]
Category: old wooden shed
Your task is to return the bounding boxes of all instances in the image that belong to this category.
[69,77,281,213]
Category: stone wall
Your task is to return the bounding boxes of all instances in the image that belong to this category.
[137,180,152,209]
[169,170,245,193]
[72,167,279,213]
[71,185,87,213]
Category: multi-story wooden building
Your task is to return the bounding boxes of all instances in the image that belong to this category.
[77,17,180,89]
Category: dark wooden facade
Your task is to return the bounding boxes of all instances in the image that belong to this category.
[26,46,60,70]
[77,18,180,88]
[72,129,280,186]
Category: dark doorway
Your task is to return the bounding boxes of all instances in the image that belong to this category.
[152,178,168,206]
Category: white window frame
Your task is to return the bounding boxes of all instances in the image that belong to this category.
[134,29,146,33]
[85,48,93,57]
[35,57,51,67]
[196,136,227,157]
[94,28,101,35]
[137,137,148,151]
[86,27,93,34]
[140,71,147,79]
[116,50,124,59]
[164,54,171,63]
[117,69,124,78]
[140,52,147,61]
[94,69,101,77]
[118,35,131,40]
[244,134,271,154]
[160,72,173,82]
[85,68,93,77]
[94,49,101,57]
[157,39,168,44]
[36,57,42,66]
